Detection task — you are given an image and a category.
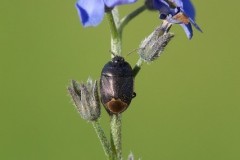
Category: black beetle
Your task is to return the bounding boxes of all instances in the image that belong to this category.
[100,56,135,114]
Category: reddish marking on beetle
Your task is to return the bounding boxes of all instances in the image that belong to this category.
[106,98,128,114]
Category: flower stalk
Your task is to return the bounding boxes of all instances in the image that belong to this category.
[92,120,113,160]
[106,9,122,56]
[133,58,143,77]
[106,9,124,160]
[110,115,122,160]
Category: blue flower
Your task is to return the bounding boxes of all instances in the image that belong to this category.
[76,0,137,27]
[153,0,202,39]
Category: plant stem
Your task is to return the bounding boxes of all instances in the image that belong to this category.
[119,5,147,36]
[133,58,143,77]
[110,132,117,160]
[106,7,123,160]
[92,120,113,160]
[106,9,122,56]
[110,114,122,160]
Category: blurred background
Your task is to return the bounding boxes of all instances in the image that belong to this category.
[1,0,240,160]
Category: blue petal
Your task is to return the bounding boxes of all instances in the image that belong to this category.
[173,0,202,33]
[189,17,203,32]
[180,0,202,32]
[104,0,137,7]
[180,23,193,39]
[76,0,105,27]
[153,0,171,15]
[173,0,183,7]
[169,0,195,20]
[181,0,195,20]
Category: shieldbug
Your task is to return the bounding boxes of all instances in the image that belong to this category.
[100,56,136,114]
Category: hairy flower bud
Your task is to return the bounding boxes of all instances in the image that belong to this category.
[138,23,174,62]
[68,78,101,121]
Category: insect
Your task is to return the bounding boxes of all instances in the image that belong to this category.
[100,56,136,114]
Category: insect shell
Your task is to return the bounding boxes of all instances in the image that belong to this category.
[100,56,136,114]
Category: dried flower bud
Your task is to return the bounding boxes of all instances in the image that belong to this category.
[68,78,101,121]
[138,22,174,62]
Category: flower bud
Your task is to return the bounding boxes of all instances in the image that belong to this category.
[138,23,174,62]
[68,78,101,121]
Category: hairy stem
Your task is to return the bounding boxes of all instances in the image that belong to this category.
[106,9,122,56]
[110,114,122,160]
[106,7,124,160]
[133,58,143,77]
[92,120,113,160]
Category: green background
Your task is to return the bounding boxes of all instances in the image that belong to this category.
[1,0,239,160]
